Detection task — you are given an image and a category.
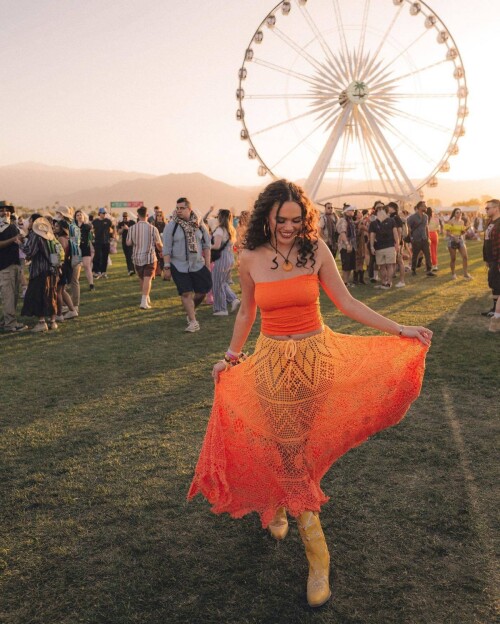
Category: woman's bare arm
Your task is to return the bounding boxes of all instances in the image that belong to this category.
[317,239,432,345]
[228,250,257,353]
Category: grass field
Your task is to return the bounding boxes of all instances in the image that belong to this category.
[1,240,498,624]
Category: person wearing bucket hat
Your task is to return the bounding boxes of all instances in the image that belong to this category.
[19,214,58,332]
[0,202,28,332]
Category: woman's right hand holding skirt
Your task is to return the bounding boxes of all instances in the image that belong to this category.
[212,360,229,383]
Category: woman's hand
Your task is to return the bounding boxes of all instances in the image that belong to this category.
[212,360,228,384]
[400,325,433,346]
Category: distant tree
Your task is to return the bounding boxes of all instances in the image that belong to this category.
[427,198,442,207]
[452,198,480,207]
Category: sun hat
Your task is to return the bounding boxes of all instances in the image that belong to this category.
[32,217,55,241]
[55,205,73,219]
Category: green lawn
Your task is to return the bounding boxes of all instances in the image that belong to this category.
[1,240,498,624]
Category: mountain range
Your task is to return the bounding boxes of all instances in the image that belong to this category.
[1,162,498,213]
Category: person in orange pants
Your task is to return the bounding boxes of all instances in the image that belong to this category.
[427,206,441,271]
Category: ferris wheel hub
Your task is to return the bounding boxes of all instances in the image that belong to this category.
[346,80,370,104]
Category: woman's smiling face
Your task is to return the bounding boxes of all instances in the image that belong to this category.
[268,201,303,246]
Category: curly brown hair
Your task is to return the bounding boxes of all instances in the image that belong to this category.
[244,179,318,270]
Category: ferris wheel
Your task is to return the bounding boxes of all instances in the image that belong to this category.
[236,0,468,204]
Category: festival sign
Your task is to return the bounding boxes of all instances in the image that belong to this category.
[110,201,144,208]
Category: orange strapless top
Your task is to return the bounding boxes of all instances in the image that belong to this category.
[254,274,322,335]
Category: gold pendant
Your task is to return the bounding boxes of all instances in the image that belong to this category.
[282,260,293,272]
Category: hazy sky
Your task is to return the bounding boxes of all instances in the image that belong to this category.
[0,0,498,187]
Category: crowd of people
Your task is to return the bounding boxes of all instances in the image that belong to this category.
[0,195,499,334]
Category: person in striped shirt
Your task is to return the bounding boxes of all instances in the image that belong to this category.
[126,206,162,309]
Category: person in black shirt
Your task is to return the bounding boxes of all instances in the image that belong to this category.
[75,209,94,290]
[0,202,27,331]
[92,208,114,278]
[369,205,399,289]
[387,202,406,288]
[117,211,136,275]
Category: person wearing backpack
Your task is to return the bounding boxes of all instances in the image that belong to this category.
[211,209,240,316]
[55,205,82,311]
[162,197,212,332]
[19,215,58,332]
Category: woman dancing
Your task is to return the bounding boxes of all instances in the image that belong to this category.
[188,180,432,608]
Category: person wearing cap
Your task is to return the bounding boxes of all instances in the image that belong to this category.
[92,208,114,278]
[55,206,82,311]
[0,202,27,332]
[19,214,58,332]
[336,204,357,287]
[117,211,136,275]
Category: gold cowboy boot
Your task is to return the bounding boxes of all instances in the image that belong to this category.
[297,511,331,607]
[268,506,289,541]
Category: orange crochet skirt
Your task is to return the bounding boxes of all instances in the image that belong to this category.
[188,327,428,527]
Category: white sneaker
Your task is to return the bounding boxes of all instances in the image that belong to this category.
[61,305,69,313]
[213,310,229,316]
[431,266,439,272]
[395,281,406,288]
[55,315,65,322]
[185,320,200,332]
[463,274,473,280]
[451,273,457,280]
[63,310,79,320]
[32,321,48,333]
[231,299,241,313]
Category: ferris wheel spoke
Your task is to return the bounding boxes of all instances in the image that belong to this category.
[377,93,457,99]
[331,0,351,79]
[251,107,324,138]
[272,27,325,74]
[269,118,328,170]
[361,2,404,81]
[369,105,436,164]
[357,115,395,196]
[245,94,323,100]
[361,107,417,196]
[299,4,341,72]
[355,0,371,79]
[370,101,452,133]
[304,104,353,198]
[252,58,326,88]
[372,59,450,91]
[352,108,375,187]
[367,29,429,86]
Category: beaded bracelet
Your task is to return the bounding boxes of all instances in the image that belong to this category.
[223,352,248,367]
